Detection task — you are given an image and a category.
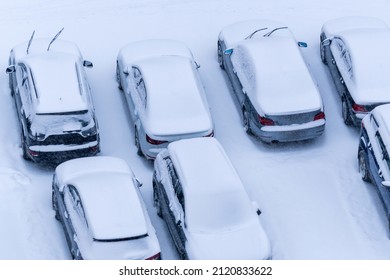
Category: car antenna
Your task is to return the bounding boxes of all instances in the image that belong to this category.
[47,27,64,51]
[26,30,35,55]
[263,26,288,37]
[245,28,267,40]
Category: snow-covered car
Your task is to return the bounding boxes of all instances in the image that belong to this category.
[52,156,161,259]
[6,33,100,163]
[320,16,390,126]
[116,39,214,159]
[218,19,325,143]
[358,104,390,234]
[152,137,271,259]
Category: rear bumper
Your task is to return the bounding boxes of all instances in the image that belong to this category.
[26,141,100,164]
[251,119,325,143]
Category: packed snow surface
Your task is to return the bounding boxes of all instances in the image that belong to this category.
[1,0,390,260]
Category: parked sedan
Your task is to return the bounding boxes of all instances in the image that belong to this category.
[116,39,214,159]
[153,137,271,259]
[358,104,390,235]
[6,31,100,163]
[320,16,390,126]
[52,156,161,259]
[218,19,325,143]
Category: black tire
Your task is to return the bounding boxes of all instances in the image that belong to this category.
[242,107,251,134]
[342,98,353,126]
[358,150,371,182]
[217,41,224,70]
[320,33,328,65]
[134,129,143,157]
[153,182,162,218]
[21,131,31,161]
[116,62,123,90]
[52,190,61,221]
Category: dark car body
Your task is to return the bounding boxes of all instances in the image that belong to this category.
[6,37,99,163]
[358,104,390,235]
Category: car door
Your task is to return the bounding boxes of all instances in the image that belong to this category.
[63,185,84,258]
[222,41,246,106]
[329,38,349,97]
[161,157,187,258]
[126,67,146,126]
[373,131,390,215]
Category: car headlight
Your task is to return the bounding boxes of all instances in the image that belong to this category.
[81,125,97,137]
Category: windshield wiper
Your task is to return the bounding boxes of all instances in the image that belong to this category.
[263,26,288,37]
[245,28,267,39]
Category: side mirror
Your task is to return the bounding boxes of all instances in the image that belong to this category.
[83,60,93,68]
[298,41,308,48]
[6,65,16,74]
[224,48,233,55]
[194,61,201,69]
[123,67,130,76]
[382,181,390,188]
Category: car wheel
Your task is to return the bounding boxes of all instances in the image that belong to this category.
[21,131,31,161]
[153,182,162,218]
[52,190,60,221]
[320,37,327,65]
[242,107,251,134]
[116,62,123,90]
[134,128,143,157]
[358,150,371,182]
[342,98,353,126]
[71,248,82,260]
[217,42,224,70]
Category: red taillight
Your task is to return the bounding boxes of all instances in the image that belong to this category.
[28,149,39,157]
[314,111,325,121]
[352,103,368,113]
[258,115,275,126]
[146,252,161,260]
[146,135,168,145]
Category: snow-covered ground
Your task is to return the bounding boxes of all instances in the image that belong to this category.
[1,0,390,259]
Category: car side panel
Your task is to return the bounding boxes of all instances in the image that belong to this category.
[220,40,246,106]
[154,176,188,259]
[361,126,390,218]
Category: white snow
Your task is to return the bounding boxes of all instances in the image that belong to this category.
[138,56,213,136]
[1,0,390,260]
[231,35,323,115]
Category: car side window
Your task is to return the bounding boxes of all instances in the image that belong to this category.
[17,64,33,115]
[375,131,390,168]
[67,185,87,224]
[333,38,353,79]
[165,157,185,211]
[132,67,147,108]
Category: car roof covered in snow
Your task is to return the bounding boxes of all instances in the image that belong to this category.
[135,55,213,136]
[22,53,89,114]
[118,39,194,66]
[69,172,147,241]
[322,16,388,38]
[56,156,135,188]
[168,138,257,232]
[219,19,292,49]
[55,156,147,241]
[231,36,322,115]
